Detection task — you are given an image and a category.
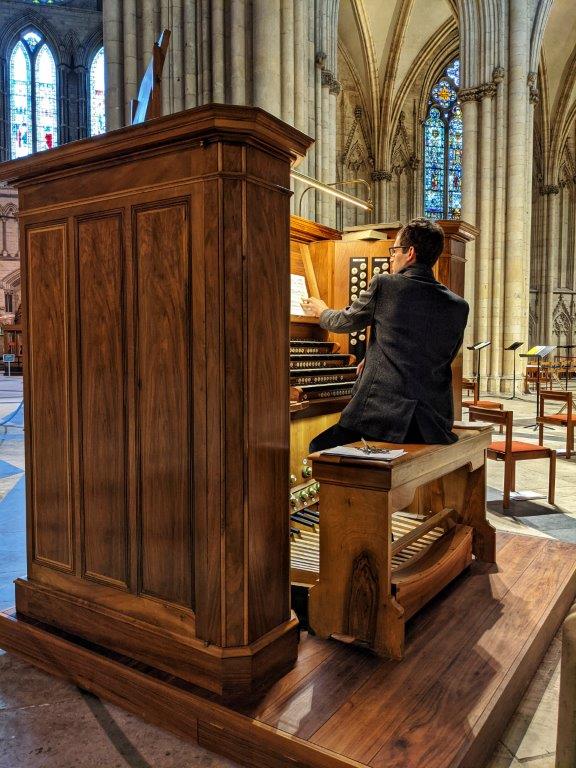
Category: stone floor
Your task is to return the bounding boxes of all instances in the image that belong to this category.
[0,380,574,767]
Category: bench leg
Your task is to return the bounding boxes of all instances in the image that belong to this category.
[444,461,496,563]
[549,451,556,506]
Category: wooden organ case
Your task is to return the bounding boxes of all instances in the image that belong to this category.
[0,105,313,697]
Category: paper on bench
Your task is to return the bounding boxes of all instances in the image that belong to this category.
[320,446,407,461]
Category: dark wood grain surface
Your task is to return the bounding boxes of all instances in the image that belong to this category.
[1,532,574,768]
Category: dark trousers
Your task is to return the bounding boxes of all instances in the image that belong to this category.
[309,423,363,453]
[309,418,426,454]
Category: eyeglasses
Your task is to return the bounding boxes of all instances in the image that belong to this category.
[388,246,409,258]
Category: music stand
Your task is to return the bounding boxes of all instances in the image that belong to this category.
[519,345,557,428]
[466,341,491,395]
[505,341,523,399]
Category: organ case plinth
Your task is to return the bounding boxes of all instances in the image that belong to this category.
[0,105,312,696]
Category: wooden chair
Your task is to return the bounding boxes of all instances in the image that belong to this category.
[461,379,504,412]
[468,406,556,510]
[538,390,576,459]
[462,379,503,432]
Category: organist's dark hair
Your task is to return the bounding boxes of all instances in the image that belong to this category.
[398,218,444,268]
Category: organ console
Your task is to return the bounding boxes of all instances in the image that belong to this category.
[287,217,479,605]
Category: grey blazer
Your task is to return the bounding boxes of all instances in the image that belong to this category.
[319,263,469,444]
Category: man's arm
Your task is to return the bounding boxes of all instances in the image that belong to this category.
[301,276,379,333]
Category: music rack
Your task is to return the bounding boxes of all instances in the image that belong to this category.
[505,341,523,400]
[520,345,557,429]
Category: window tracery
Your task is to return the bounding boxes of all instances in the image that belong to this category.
[423,58,462,220]
[8,29,58,158]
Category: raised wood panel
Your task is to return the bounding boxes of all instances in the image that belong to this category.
[222,179,247,647]
[194,180,222,645]
[135,202,192,606]
[77,214,128,587]
[27,225,73,571]
[246,146,288,187]
[246,181,291,641]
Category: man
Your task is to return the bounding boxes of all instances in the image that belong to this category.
[301,218,469,452]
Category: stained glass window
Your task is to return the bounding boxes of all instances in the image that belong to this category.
[8,30,58,158]
[9,43,32,159]
[89,47,106,137]
[423,58,462,220]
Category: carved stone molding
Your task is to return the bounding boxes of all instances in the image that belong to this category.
[459,82,497,102]
[354,106,363,119]
[315,51,327,68]
[458,87,478,103]
[371,170,392,182]
[492,66,505,84]
[329,79,342,96]
[321,69,333,88]
[478,83,497,99]
[528,72,539,104]
[543,184,560,195]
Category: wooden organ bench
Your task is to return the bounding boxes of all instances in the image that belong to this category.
[307,426,495,659]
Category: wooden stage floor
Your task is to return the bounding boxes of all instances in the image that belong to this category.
[1,531,575,768]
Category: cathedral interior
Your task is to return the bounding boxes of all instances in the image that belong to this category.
[1,1,576,767]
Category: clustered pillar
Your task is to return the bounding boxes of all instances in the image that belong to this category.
[459,0,535,393]
[102,0,340,227]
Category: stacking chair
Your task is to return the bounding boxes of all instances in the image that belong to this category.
[538,390,576,459]
[461,379,504,413]
[462,379,504,433]
[468,406,556,509]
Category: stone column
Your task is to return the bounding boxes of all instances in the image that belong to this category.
[122,0,138,125]
[476,84,496,388]
[328,79,340,228]
[183,0,198,108]
[489,67,507,391]
[253,0,281,117]
[211,0,225,102]
[142,0,156,70]
[171,0,184,112]
[560,182,569,288]
[281,0,294,124]
[459,91,479,374]
[103,0,123,130]
[502,0,532,390]
[542,185,560,342]
[230,1,246,105]
[321,68,331,222]
[372,170,392,222]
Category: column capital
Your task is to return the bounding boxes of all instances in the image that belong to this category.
[528,72,539,104]
[460,81,499,102]
[458,87,479,103]
[329,79,341,96]
[321,69,333,88]
[543,184,560,195]
[478,82,497,99]
[315,51,327,68]
[492,66,505,84]
[371,169,392,182]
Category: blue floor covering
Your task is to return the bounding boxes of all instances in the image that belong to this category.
[0,475,26,611]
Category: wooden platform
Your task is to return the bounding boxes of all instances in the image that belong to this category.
[1,531,575,768]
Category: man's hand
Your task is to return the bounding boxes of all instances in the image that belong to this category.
[301,296,328,317]
[356,358,365,376]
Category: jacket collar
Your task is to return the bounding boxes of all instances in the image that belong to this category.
[398,263,436,279]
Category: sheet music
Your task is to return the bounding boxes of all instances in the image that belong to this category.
[320,446,407,461]
[290,274,308,316]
